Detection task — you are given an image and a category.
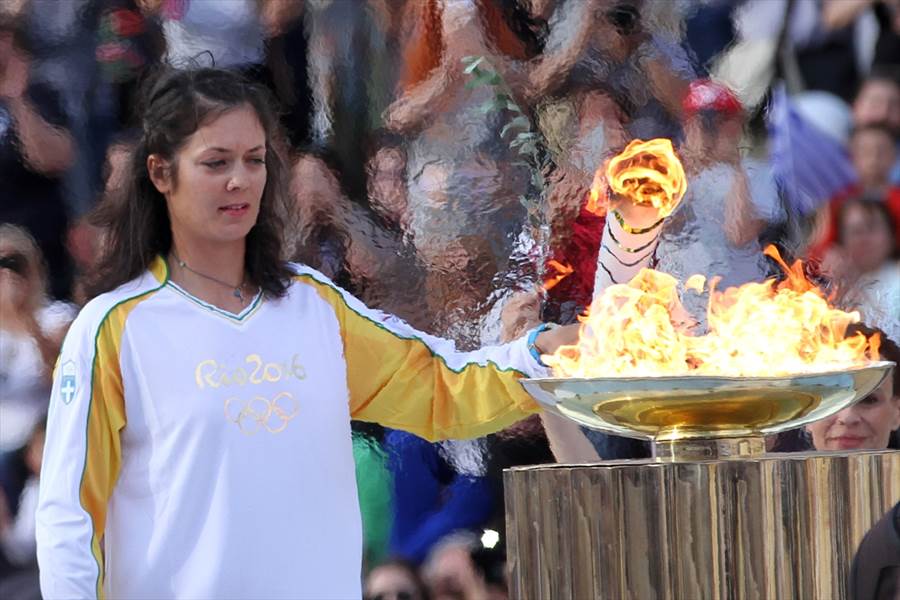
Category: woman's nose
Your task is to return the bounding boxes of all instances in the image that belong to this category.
[834,407,863,425]
[226,174,245,191]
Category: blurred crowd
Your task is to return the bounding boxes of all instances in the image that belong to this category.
[1,0,899,598]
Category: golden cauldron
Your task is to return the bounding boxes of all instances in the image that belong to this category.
[520,361,895,459]
[504,362,899,599]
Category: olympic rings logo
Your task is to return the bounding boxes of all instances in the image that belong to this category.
[223,392,299,435]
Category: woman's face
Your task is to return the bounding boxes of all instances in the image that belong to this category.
[853,80,900,131]
[0,238,39,308]
[840,204,894,273]
[364,564,423,600]
[149,104,267,250]
[806,374,899,451]
[849,129,897,190]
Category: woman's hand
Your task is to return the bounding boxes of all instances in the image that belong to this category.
[535,322,580,356]
[500,288,542,343]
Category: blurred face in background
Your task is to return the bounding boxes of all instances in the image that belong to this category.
[839,202,895,273]
[849,128,897,191]
[807,374,899,451]
[0,226,46,316]
[853,79,900,132]
[424,543,484,600]
[364,564,424,600]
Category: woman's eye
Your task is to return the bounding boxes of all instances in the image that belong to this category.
[203,160,226,169]
[249,157,265,165]
[860,395,880,405]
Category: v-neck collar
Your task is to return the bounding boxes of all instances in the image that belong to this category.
[150,256,264,323]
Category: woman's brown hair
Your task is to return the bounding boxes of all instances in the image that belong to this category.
[87,66,295,299]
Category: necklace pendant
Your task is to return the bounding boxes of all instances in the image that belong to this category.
[233,288,243,301]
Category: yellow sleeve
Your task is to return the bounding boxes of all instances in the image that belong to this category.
[299,274,544,441]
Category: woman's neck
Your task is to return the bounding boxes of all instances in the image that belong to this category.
[167,237,253,313]
[170,237,246,285]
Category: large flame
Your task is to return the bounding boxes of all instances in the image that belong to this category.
[546,246,880,378]
[605,138,687,218]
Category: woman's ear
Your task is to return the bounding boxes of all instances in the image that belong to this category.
[147,154,172,195]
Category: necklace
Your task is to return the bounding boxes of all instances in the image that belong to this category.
[171,253,247,303]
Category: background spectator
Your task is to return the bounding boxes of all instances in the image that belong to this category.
[364,559,430,600]
[805,326,900,451]
[849,124,898,194]
[0,16,75,299]
[422,532,506,600]
[825,196,900,342]
[385,430,494,566]
[0,224,73,481]
[0,420,43,599]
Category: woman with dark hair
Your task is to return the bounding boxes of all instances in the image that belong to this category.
[805,325,900,452]
[824,195,900,343]
[34,66,578,599]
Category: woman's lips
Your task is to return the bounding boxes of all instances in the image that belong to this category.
[219,203,250,217]
[827,436,867,450]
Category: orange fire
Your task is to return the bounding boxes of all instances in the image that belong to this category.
[543,260,574,292]
[546,246,880,378]
[605,138,687,218]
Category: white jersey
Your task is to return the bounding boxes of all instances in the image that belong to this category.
[36,257,546,599]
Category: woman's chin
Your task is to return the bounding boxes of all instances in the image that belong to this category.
[209,222,257,244]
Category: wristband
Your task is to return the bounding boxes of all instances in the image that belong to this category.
[527,323,555,367]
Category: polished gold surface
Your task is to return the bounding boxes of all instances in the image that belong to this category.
[653,435,767,460]
[521,362,894,458]
[505,450,900,600]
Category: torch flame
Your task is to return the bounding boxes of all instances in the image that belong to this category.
[585,138,687,218]
[606,138,687,218]
[546,246,881,378]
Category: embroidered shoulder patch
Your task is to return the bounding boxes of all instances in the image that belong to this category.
[59,360,77,405]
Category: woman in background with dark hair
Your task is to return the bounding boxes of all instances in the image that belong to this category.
[35,66,578,599]
[805,325,900,452]
[823,196,900,344]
